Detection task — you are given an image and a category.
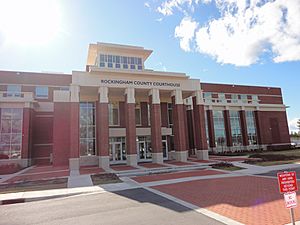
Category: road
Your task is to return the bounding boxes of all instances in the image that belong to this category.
[0,188,224,225]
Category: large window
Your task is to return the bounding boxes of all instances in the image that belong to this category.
[80,102,96,156]
[35,86,48,99]
[213,110,226,148]
[7,85,21,97]
[135,103,141,125]
[98,54,143,70]
[246,111,258,145]
[204,111,210,146]
[0,108,23,159]
[167,103,173,127]
[230,111,242,146]
[108,102,119,126]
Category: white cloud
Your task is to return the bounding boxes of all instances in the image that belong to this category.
[289,118,300,133]
[144,2,150,8]
[158,0,300,66]
[195,0,300,66]
[157,0,193,16]
[175,17,198,51]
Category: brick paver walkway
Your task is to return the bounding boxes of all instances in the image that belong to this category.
[152,176,300,225]
[79,166,105,175]
[110,165,137,171]
[133,169,227,183]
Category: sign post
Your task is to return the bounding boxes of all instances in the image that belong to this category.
[277,171,298,225]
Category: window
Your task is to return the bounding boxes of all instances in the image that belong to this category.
[35,86,48,99]
[97,54,143,70]
[0,108,23,159]
[7,85,21,97]
[232,94,238,103]
[203,92,212,103]
[80,102,96,156]
[100,54,105,62]
[167,103,173,127]
[240,94,247,103]
[204,111,210,146]
[109,102,119,126]
[135,103,141,125]
[213,110,226,148]
[218,93,225,103]
[230,111,242,146]
[246,111,257,145]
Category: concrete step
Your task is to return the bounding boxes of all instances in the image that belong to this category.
[115,164,210,177]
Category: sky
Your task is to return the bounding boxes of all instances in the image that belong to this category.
[0,0,299,132]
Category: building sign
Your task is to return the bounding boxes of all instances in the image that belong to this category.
[284,192,297,209]
[101,79,180,88]
[277,171,298,193]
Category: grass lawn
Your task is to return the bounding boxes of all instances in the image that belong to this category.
[91,173,122,185]
[0,178,68,194]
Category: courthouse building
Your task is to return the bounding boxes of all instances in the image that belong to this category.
[0,42,290,170]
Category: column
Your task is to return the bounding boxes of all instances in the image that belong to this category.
[223,109,233,148]
[21,103,32,167]
[172,89,187,162]
[53,90,71,166]
[192,90,209,160]
[207,108,216,149]
[69,85,80,173]
[149,89,163,164]
[97,86,109,170]
[125,87,137,166]
[239,110,249,147]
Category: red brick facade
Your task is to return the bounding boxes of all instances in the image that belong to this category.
[0,70,292,168]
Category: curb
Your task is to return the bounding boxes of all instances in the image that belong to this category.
[0,192,85,205]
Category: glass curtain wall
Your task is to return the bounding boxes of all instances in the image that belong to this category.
[80,102,96,156]
[230,111,243,146]
[0,108,23,159]
[213,110,227,149]
[246,111,258,145]
[204,111,210,146]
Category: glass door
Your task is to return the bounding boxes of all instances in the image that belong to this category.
[109,142,125,163]
[162,140,168,159]
[138,141,146,160]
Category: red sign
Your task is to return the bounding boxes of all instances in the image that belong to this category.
[277,171,298,193]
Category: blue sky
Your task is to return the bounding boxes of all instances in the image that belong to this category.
[0,0,299,131]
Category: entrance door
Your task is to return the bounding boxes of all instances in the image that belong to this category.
[162,140,168,159]
[138,141,146,160]
[138,141,152,161]
[109,142,125,163]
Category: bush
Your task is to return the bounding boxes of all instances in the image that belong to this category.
[211,162,234,168]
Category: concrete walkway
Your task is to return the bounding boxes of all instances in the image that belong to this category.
[67,174,93,188]
[231,161,300,175]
